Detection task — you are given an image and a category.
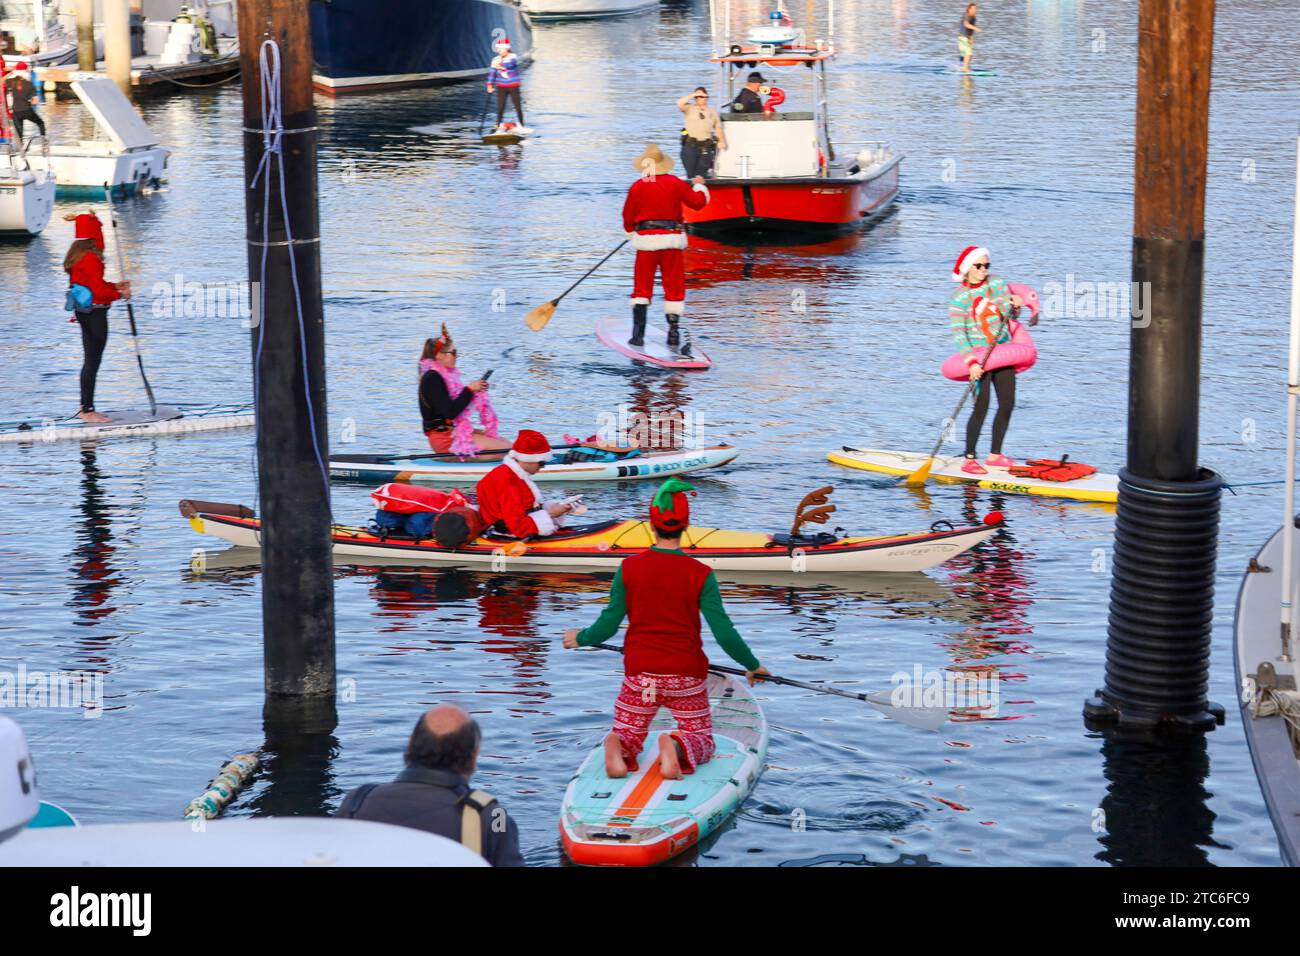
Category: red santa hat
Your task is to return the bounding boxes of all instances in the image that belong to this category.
[70,212,105,250]
[649,477,695,533]
[952,245,989,282]
[508,429,551,463]
[494,36,511,49]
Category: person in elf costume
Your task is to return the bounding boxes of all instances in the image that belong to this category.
[563,478,769,781]
[475,429,574,537]
[948,245,1026,475]
[622,143,710,354]
[417,323,508,456]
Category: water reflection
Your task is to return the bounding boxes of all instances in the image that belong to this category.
[1093,730,1225,867]
[67,446,121,635]
[245,696,341,819]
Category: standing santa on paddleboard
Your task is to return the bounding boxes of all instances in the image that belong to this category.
[622,144,710,354]
[948,245,1031,475]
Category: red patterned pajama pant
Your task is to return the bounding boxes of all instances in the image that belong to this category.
[613,672,715,773]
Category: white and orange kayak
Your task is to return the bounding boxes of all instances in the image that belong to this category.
[560,673,767,866]
[182,504,999,574]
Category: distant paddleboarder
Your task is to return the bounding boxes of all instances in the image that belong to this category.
[958,4,981,74]
[622,143,710,353]
[563,478,769,781]
[63,212,130,424]
[949,245,1025,475]
[486,36,525,134]
[418,324,509,456]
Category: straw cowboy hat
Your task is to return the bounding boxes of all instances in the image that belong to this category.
[632,143,674,176]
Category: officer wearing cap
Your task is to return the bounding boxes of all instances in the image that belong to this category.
[730,71,766,114]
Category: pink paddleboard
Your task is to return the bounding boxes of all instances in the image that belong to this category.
[596,315,712,370]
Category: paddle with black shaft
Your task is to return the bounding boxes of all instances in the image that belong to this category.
[903,311,1011,488]
[586,642,947,732]
[478,85,491,137]
[524,240,629,332]
[102,185,157,415]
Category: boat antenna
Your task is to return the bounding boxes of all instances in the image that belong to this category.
[1283,130,1300,661]
[708,0,717,54]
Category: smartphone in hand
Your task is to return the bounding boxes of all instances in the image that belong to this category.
[481,369,494,382]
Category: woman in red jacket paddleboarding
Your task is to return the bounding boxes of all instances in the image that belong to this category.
[563,478,769,780]
[63,212,130,423]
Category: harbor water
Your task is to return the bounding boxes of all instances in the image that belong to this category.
[1,0,1296,865]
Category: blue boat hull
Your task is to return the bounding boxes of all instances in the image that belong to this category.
[310,0,534,94]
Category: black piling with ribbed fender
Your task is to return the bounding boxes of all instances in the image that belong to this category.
[1084,468,1225,731]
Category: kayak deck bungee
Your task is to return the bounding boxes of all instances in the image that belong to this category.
[183,505,1000,573]
[330,443,738,484]
[828,447,1120,503]
[560,673,767,866]
[0,402,254,444]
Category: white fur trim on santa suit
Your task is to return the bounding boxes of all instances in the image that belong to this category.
[952,246,989,282]
[508,447,550,464]
[664,301,685,316]
[631,296,651,306]
[529,505,557,536]
[691,182,711,202]
[631,231,689,252]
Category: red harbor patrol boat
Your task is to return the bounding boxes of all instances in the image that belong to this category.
[685,2,901,237]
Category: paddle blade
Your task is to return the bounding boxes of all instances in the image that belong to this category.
[864,691,948,731]
[902,458,934,488]
[524,300,557,332]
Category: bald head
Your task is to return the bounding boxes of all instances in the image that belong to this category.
[405,705,481,776]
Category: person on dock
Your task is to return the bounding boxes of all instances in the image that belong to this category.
[63,212,129,424]
[730,72,766,114]
[418,323,509,456]
[677,87,725,180]
[3,62,45,144]
[622,143,710,352]
[336,704,524,867]
[958,4,982,74]
[949,245,1025,475]
[475,429,574,537]
[486,36,524,133]
[563,478,769,781]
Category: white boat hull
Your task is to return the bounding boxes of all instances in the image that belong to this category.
[27,146,169,196]
[0,168,55,235]
[522,0,658,20]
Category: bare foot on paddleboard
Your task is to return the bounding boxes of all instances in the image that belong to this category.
[603,732,628,778]
[77,410,111,423]
[658,733,684,780]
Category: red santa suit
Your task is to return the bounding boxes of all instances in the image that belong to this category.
[622,172,710,315]
[475,430,561,537]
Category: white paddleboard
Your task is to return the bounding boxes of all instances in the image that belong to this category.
[0,402,254,444]
[828,447,1119,503]
[596,315,712,370]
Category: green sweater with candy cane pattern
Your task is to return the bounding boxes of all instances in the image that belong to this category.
[949,275,1015,365]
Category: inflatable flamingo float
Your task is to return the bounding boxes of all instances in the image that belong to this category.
[941,282,1040,381]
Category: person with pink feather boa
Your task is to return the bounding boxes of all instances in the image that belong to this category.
[418,325,511,458]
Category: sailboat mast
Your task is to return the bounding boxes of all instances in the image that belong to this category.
[1283,133,1300,660]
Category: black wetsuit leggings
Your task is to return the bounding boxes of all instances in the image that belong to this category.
[495,87,523,126]
[964,366,1015,458]
[76,307,110,412]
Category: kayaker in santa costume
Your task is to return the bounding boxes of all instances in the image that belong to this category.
[622,143,710,353]
[475,429,574,537]
[563,478,769,781]
[948,245,1026,475]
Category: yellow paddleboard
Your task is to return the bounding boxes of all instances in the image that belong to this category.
[828,447,1119,504]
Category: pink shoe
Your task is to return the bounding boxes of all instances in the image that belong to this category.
[985,454,1015,468]
[961,457,988,476]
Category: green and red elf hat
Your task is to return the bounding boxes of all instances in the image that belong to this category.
[649,477,696,533]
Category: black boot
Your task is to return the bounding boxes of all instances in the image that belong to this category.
[666,315,681,350]
[629,304,647,347]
